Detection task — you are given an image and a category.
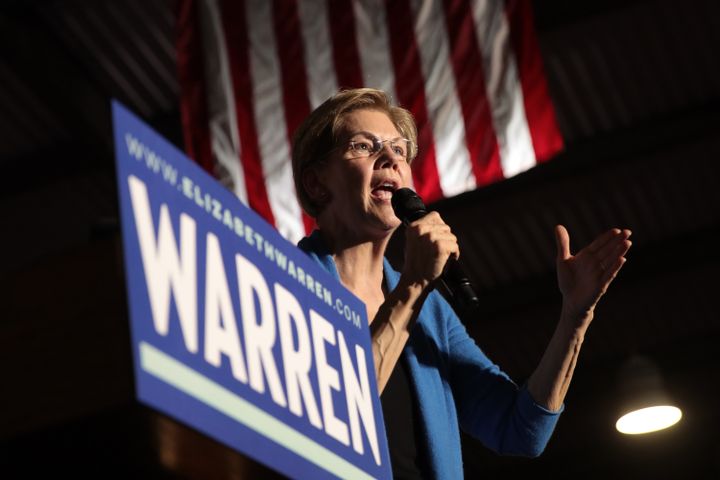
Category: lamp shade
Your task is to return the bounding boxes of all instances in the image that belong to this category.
[615,355,682,435]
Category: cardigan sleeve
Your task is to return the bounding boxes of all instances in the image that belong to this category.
[438,294,563,457]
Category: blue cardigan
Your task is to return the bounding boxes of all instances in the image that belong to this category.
[299,232,562,478]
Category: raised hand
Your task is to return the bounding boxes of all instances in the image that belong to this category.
[554,225,632,324]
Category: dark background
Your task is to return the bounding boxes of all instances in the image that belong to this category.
[1,0,719,478]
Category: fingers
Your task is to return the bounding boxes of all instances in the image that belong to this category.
[555,225,571,261]
[407,211,451,235]
[596,229,632,272]
[597,230,632,284]
[600,237,632,263]
[408,211,446,227]
[587,228,622,254]
[409,214,459,260]
[588,227,633,254]
[600,254,628,286]
[404,212,460,283]
[560,226,632,289]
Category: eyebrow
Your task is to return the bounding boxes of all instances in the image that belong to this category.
[347,130,405,141]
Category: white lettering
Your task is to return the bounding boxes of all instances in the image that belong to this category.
[275,283,322,429]
[275,250,288,271]
[244,224,254,246]
[234,217,244,237]
[204,233,248,383]
[237,254,287,407]
[338,332,380,465]
[128,176,198,352]
[288,260,297,279]
[210,199,220,220]
[253,232,264,253]
[264,241,275,262]
[223,208,234,230]
[297,266,305,287]
[310,310,350,446]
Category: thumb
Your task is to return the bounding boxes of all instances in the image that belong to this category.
[555,225,571,261]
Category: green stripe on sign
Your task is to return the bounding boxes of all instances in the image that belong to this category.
[139,341,375,480]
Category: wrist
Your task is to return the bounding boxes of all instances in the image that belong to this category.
[560,303,593,336]
[397,271,431,296]
[383,273,430,319]
[372,273,430,337]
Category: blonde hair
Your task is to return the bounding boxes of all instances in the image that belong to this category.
[291,88,417,217]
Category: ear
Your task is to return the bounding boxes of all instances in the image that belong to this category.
[302,167,331,205]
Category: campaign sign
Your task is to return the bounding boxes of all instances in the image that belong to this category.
[112,101,391,480]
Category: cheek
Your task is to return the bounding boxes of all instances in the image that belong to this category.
[400,162,413,187]
[341,162,371,190]
[326,164,366,202]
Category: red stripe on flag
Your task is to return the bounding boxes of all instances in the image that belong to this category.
[328,0,363,89]
[505,0,564,163]
[272,0,311,137]
[385,0,443,204]
[271,0,316,234]
[443,0,504,184]
[220,0,276,225]
[176,0,213,173]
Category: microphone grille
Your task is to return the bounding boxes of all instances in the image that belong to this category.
[392,188,427,224]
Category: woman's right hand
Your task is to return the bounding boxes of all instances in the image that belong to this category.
[401,211,460,290]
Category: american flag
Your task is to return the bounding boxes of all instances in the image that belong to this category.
[177,0,563,243]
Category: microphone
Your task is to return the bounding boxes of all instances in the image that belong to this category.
[391,188,480,314]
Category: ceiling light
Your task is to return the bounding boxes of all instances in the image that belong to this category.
[615,355,682,435]
[616,405,682,434]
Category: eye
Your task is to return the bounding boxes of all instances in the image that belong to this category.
[350,139,373,152]
[392,144,406,157]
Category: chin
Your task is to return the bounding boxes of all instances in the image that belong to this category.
[377,217,401,233]
[357,214,397,238]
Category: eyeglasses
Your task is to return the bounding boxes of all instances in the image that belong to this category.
[340,133,415,161]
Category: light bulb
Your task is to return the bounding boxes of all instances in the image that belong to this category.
[615,405,682,434]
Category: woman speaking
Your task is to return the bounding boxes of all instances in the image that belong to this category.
[291,88,631,478]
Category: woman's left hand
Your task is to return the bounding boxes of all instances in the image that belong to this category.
[555,225,632,326]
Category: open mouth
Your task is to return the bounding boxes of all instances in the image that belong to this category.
[371,180,398,201]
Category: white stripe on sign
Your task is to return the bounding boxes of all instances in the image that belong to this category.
[139,341,376,480]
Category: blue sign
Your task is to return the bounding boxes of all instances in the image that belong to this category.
[112,101,391,480]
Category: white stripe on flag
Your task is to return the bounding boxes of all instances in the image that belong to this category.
[471,0,536,177]
[198,0,248,204]
[411,0,476,197]
[352,0,397,100]
[246,0,305,242]
[296,0,338,108]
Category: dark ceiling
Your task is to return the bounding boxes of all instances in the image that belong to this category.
[1,0,719,479]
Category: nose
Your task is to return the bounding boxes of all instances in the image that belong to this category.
[376,152,400,171]
[375,142,402,170]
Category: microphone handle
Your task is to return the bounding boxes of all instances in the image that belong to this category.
[400,207,480,313]
[441,259,480,313]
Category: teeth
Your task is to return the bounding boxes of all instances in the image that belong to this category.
[372,181,395,196]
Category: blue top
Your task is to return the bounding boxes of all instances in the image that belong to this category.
[298,231,562,478]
